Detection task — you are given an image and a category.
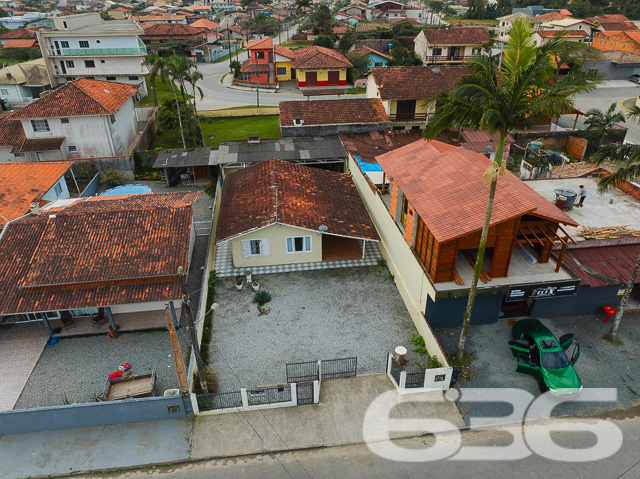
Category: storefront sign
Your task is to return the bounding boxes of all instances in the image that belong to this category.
[506,280,581,302]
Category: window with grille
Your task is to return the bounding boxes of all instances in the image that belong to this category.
[79,40,89,48]
[30,119,50,132]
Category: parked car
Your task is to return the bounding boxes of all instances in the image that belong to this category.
[508,319,582,396]
[629,74,640,84]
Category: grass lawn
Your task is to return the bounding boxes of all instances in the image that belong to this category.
[152,115,281,150]
[137,77,186,107]
[0,57,27,66]
[280,42,311,50]
[346,87,366,94]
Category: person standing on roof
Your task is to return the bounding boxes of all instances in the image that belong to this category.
[577,185,587,208]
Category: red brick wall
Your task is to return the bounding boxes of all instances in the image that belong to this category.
[592,32,638,52]
[390,181,398,219]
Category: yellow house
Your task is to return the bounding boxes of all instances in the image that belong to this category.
[290,45,352,89]
[274,44,296,82]
[215,158,379,269]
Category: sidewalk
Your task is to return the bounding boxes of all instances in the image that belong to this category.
[0,375,464,478]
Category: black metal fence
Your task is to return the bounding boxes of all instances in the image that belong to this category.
[286,357,358,383]
[405,371,426,389]
[296,382,314,405]
[247,385,291,406]
[197,390,243,412]
[389,355,401,385]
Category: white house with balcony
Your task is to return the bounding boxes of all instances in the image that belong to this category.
[4,78,140,161]
[37,13,149,96]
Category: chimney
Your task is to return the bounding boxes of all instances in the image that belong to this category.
[29,201,39,216]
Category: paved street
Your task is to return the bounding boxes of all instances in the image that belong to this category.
[49,414,640,479]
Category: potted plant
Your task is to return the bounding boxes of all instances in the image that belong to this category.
[235,276,244,290]
[252,280,260,291]
[245,270,253,283]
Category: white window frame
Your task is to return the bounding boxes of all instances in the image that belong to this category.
[67,145,77,152]
[0,88,8,95]
[54,182,63,197]
[241,238,270,258]
[286,235,312,254]
[30,119,50,132]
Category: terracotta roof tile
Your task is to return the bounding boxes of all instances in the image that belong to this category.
[351,45,392,60]
[16,137,65,152]
[560,243,640,288]
[139,22,207,39]
[537,29,589,38]
[598,22,639,31]
[341,130,424,163]
[3,39,37,48]
[248,36,273,50]
[535,12,571,20]
[216,158,378,242]
[291,46,352,69]
[0,192,199,314]
[0,161,72,228]
[280,98,389,127]
[420,27,489,45]
[0,116,25,151]
[0,28,34,39]
[370,66,468,101]
[10,78,137,119]
[190,19,219,30]
[374,140,576,243]
[274,44,296,59]
[240,58,269,73]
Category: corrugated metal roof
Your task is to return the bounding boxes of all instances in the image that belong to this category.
[560,242,640,288]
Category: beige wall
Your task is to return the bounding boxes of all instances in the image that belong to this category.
[231,224,322,267]
[348,154,449,367]
[365,73,378,99]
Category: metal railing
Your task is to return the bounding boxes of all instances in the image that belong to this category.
[405,371,426,388]
[247,385,291,406]
[427,54,468,62]
[286,356,358,383]
[196,390,243,411]
[47,47,147,56]
[389,112,428,121]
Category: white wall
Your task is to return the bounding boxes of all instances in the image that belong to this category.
[54,56,146,77]
[110,300,180,314]
[41,176,70,201]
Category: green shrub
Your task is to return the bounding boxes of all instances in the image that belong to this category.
[426,354,442,369]
[253,290,272,307]
[410,334,427,356]
[193,369,219,394]
[101,167,125,187]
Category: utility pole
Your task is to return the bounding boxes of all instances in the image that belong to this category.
[256,76,260,107]
[227,30,232,70]
[178,266,208,393]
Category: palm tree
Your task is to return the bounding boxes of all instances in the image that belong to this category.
[146,53,186,149]
[423,18,603,361]
[185,69,206,147]
[166,55,199,148]
[584,102,626,149]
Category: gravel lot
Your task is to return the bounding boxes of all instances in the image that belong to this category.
[436,314,640,424]
[15,331,178,409]
[207,266,419,390]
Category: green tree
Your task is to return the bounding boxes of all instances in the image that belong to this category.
[166,55,203,148]
[427,0,444,14]
[295,0,312,15]
[185,69,206,147]
[465,0,486,19]
[313,35,334,49]
[310,5,335,35]
[387,39,422,66]
[346,52,368,82]
[423,18,602,360]
[584,102,625,149]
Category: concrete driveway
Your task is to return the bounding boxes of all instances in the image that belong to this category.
[207,266,419,390]
[436,314,640,424]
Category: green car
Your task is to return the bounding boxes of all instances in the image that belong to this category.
[508,319,582,396]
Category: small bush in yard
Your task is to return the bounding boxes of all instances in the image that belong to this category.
[253,290,272,307]
[193,369,219,394]
[101,167,125,187]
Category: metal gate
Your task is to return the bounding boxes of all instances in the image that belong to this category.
[296,381,314,405]
[193,221,212,237]
[286,357,357,383]
[286,360,319,383]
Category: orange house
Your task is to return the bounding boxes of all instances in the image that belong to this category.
[592,31,640,53]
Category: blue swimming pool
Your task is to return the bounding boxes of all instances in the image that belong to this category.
[100,184,153,196]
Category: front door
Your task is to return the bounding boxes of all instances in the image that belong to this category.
[396,100,416,121]
[291,68,296,80]
[328,70,340,86]
[449,46,461,60]
[305,71,317,86]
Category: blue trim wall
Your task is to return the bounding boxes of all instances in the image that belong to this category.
[426,292,504,328]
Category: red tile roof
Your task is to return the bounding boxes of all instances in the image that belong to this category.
[370,66,468,101]
[11,78,137,119]
[291,46,353,69]
[586,14,633,23]
[139,22,207,39]
[3,39,37,48]
[341,130,425,164]
[190,18,219,30]
[420,27,489,45]
[279,98,389,127]
[240,58,269,73]
[351,45,393,60]
[0,116,25,152]
[560,242,640,288]
[274,44,296,59]
[0,192,199,314]
[248,36,273,50]
[0,28,34,39]
[216,158,379,242]
[536,12,570,20]
[598,22,639,31]
[374,140,576,243]
[0,161,72,228]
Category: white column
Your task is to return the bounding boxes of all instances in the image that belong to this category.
[240,388,249,409]
[313,380,320,404]
[291,382,297,406]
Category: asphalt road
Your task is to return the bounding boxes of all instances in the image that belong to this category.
[62,414,640,479]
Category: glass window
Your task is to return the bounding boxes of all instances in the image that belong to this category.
[84,60,95,68]
[60,118,69,124]
[106,76,116,81]
[54,182,63,197]
[66,60,74,68]
[0,88,8,95]
[110,114,116,124]
[276,67,286,75]
[79,40,89,48]
[128,75,139,81]
[60,40,69,48]
[30,119,50,132]
[541,351,569,369]
[286,236,312,253]
[242,238,270,257]
[68,145,77,152]
[243,72,252,81]
[255,51,264,59]
[114,136,122,150]
[432,47,442,56]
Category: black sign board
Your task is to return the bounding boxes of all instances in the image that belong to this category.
[506,280,581,302]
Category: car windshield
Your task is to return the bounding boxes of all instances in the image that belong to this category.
[541,350,569,369]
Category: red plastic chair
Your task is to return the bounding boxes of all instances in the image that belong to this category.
[598,306,617,324]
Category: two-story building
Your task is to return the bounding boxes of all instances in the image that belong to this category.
[496,12,543,43]
[239,36,274,85]
[3,78,139,161]
[37,13,148,96]
[414,27,489,65]
[366,66,467,130]
[139,23,210,62]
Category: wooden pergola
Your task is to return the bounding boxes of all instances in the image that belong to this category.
[516,223,577,272]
